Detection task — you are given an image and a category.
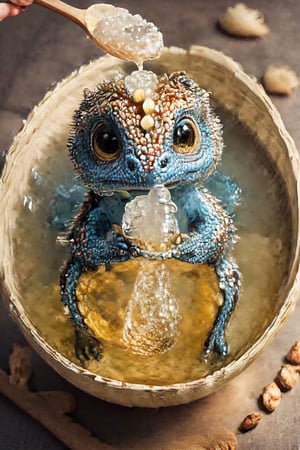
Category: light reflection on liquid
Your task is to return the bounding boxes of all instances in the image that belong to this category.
[13,111,291,385]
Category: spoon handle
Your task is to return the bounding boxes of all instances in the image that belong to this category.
[33,0,86,27]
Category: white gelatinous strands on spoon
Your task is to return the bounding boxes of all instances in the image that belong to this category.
[34,0,164,64]
[85,4,164,65]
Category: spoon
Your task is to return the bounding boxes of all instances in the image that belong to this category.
[33,0,163,63]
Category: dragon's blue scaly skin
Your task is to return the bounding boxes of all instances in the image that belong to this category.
[60,72,241,361]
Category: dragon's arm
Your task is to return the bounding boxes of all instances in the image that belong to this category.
[60,191,134,361]
[67,191,132,266]
[173,185,235,264]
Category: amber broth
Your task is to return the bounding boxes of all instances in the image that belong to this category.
[13,112,291,385]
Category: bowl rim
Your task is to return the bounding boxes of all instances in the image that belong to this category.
[1,45,299,406]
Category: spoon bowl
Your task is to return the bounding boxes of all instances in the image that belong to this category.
[34,0,163,64]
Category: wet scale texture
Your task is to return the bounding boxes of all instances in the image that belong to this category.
[12,109,291,385]
[62,72,239,361]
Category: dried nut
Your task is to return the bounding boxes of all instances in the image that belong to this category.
[263,66,299,95]
[277,364,300,390]
[262,381,281,412]
[240,411,264,432]
[219,3,270,37]
[286,340,300,364]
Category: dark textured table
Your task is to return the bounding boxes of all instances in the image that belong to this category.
[1,1,300,449]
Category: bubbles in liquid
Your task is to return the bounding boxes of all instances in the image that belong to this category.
[122,185,181,354]
[86,5,164,67]
[122,260,180,355]
[11,103,291,383]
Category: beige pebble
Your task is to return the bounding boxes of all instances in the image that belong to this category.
[142,98,156,115]
[133,88,145,103]
[141,115,155,130]
[219,3,270,37]
[263,65,299,95]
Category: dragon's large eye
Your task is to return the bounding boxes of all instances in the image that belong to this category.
[173,118,201,154]
[92,122,121,161]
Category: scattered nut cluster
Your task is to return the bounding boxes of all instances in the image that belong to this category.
[262,341,300,411]
[218,3,299,96]
[240,340,300,432]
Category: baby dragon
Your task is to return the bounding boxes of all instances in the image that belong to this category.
[60,71,240,362]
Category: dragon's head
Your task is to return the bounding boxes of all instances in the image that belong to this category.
[69,72,223,193]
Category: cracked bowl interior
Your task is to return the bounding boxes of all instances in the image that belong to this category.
[0,46,299,407]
